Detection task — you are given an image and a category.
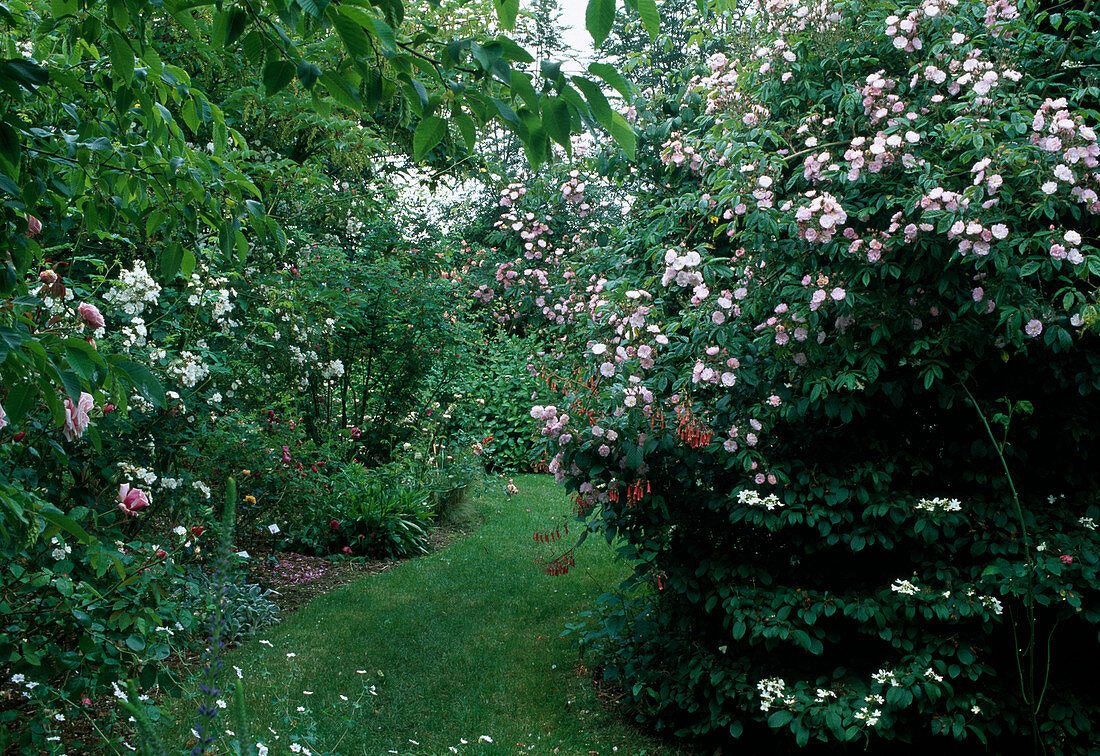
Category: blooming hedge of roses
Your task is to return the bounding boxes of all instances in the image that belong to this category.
[516,0,1100,751]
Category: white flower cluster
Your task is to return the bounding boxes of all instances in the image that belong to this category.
[160,476,183,490]
[872,668,900,687]
[320,360,345,380]
[49,537,72,561]
[130,392,155,413]
[117,462,157,486]
[1079,516,1097,530]
[660,247,705,292]
[854,702,882,727]
[167,351,209,388]
[120,317,148,350]
[757,677,795,712]
[890,578,919,595]
[104,260,162,316]
[288,345,319,366]
[40,287,75,316]
[192,480,211,500]
[915,497,962,513]
[979,595,1003,615]
[737,489,784,510]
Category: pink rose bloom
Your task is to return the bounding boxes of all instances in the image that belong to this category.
[62,392,94,441]
[117,484,150,516]
[0,401,7,430]
[26,215,42,237]
[1059,554,1073,565]
[77,302,105,330]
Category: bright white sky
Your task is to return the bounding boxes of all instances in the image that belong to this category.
[556,0,597,72]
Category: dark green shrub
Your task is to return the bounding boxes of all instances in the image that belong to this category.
[530,0,1100,752]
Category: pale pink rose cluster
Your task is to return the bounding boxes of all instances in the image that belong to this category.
[793,191,847,244]
[692,345,740,388]
[1031,98,1100,213]
[62,392,94,442]
[660,135,705,173]
[1049,230,1086,265]
[946,218,1009,256]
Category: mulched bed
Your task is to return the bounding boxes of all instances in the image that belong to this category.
[244,526,469,614]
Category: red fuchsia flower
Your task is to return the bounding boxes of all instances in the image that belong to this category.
[342,546,353,555]
[62,392,94,442]
[329,519,340,531]
[13,432,25,442]
[117,484,150,516]
[1060,554,1074,565]
[26,215,41,237]
[155,549,167,559]
[77,302,105,330]
[191,525,205,538]
[103,403,115,414]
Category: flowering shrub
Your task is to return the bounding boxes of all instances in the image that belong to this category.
[530,0,1100,751]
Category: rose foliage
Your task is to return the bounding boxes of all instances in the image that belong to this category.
[515,0,1100,751]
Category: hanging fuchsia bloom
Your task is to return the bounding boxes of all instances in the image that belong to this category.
[62,392,94,441]
[77,302,105,330]
[118,484,150,516]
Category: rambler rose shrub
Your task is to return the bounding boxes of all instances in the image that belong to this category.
[460,168,628,337]
[534,0,1100,751]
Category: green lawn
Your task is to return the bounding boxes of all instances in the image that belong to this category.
[164,474,687,755]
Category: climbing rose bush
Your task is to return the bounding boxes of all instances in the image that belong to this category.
[532,0,1100,751]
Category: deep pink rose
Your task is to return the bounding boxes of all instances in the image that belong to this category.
[77,302,105,330]
[1060,554,1074,565]
[62,392,94,441]
[329,519,340,531]
[342,546,353,555]
[118,484,150,516]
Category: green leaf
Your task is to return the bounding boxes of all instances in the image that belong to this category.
[64,344,97,382]
[454,111,477,150]
[3,382,35,424]
[571,76,612,123]
[221,9,249,46]
[606,111,636,159]
[494,0,519,29]
[59,371,82,402]
[297,60,322,89]
[413,116,447,161]
[331,11,373,58]
[263,59,296,96]
[321,71,362,108]
[636,0,659,39]
[117,362,166,409]
[109,34,134,87]
[585,0,615,45]
[588,62,632,99]
[543,97,572,152]
[39,509,92,544]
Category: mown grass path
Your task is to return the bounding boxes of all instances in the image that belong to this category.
[168,475,685,755]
